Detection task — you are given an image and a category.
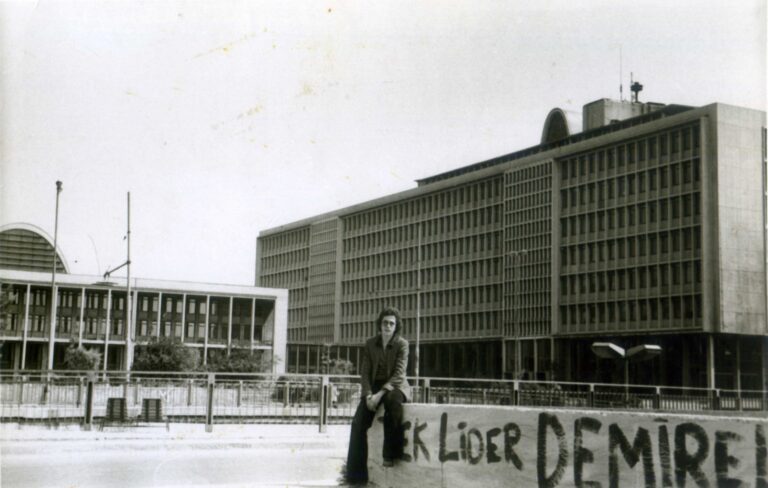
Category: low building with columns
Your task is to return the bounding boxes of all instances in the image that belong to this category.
[0,223,288,372]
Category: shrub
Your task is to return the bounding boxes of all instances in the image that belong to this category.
[326,358,354,376]
[63,344,101,371]
[324,359,356,404]
[131,337,200,372]
[205,349,275,373]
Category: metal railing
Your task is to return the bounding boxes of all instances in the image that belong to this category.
[1,371,765,431]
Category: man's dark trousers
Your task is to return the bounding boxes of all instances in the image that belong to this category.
[345,386,406,483]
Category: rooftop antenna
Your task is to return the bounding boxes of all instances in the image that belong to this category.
[630,72,643,103]
[87,234,102,276]
[103,193,131,281]
[619,46,623,101]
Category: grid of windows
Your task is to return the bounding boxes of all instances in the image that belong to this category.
[160,294,184,339]
[109,291,126,338]
[184,295,207,344]
[503,162,553,339]
[0,277,282,371]
[0,284,25,335]
[344,179,501,233]
[207,297,230,343]
[230,298,253,346]
[136,292,159,338]
[260,227,311,343]
[56,288,81,338]
[36,290,272,346]
[83,290,107,339]
[557,122,703,333]
[307,219,339,343]
[339,178,504,342]
[109,291,269,347]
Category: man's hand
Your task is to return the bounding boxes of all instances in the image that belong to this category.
[366,391,384,412]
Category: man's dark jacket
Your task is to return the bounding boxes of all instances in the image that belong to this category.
[359,333,411,401]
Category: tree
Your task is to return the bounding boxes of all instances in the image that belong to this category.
[205,349,275,373]
[0,284,19,322]
[63,344,101,371]
[326,358,354,375]
[321,344,355,375]
[326,358,355,404]
[0,285,12,313]
[131,337,200,372]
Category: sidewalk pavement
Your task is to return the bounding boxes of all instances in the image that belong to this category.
[1,422,350,453]
[1,423,353,488]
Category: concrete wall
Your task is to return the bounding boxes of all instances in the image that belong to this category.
[368,404,767,488]
[713,105,767,335]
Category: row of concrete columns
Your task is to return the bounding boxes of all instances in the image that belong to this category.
[7,284,270,371]
[283,334,767,389]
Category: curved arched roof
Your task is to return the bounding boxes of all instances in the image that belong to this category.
[0,223,69,273]
[541,107,583,144]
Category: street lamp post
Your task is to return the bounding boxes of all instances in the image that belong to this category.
[126,192,132,370]
[47,181,63,371]
[103,192,132,371]
[591,342,662,402]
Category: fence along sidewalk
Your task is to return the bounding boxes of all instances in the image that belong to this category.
[0,371,765,431]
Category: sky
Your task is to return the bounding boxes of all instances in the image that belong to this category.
[0,0,765,286]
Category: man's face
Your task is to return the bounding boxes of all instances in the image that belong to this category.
[380,315,397,335]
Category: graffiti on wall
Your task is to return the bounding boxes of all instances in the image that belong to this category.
[371,405,767,487]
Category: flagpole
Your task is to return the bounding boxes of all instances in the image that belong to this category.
[47,181,63,370]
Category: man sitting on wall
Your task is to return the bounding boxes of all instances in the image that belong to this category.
[343,306,411,485]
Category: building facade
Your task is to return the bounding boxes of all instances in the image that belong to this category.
[256,99,767,390]
[0,224,288,373]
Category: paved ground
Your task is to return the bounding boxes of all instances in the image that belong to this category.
[0,423,351,488]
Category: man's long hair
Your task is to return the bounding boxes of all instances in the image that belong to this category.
[376,306,402,336]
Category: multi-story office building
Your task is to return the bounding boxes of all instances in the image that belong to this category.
[0,223,288,372]
[256,97,767,391]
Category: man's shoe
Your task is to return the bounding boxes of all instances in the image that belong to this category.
[382,458,395,468]
[339,476,368,486]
